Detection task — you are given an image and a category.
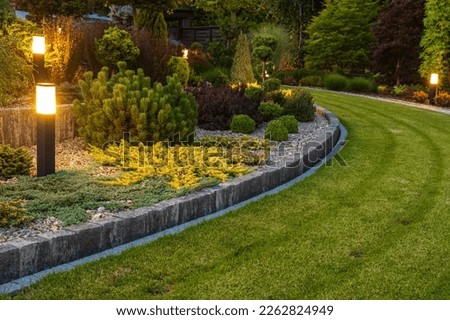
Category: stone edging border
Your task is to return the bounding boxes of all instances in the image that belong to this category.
[0,107,341,286]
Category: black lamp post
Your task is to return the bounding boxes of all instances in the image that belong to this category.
[429,73,439,105]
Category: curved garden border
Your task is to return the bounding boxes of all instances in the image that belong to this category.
[0,107,341,286]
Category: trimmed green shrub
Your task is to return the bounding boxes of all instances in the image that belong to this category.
[0,200,33,228]
[263,78,281,92]
[347,77,374,93]
[277,115,299,133]
[231,33,255,84]
[245,86,265,101]
[283,89,316,122]
[167,56,190,87]
[323,74,349,91]
[95,26,140,69]
[73,62,197,147]
[230,115,256,134]
[208,40,234,69]
[258,102,283,121]
[265,120,288,142]
[190,42,204,53]
[201,68,229,86]
[0,145,32,178]
[300,75,324,87]
[293,68,318,82]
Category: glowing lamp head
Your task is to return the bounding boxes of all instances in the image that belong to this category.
[182,49,189,60]
[430,73,439,85]
[36,84,56,115]
[32,36,46,54]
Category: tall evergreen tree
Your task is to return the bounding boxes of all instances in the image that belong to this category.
[304,0,378,73]
[420,0,450,86]
[371,0,425,85]
[231,33,255,84]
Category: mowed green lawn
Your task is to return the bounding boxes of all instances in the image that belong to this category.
[4,90,450,300]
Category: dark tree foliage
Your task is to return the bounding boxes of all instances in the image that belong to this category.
[371,0,425,85]
[16,0,90,19]
[186,84,263,130]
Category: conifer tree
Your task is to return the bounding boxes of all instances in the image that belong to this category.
[231,33,255,84]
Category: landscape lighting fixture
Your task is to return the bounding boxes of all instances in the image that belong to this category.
[36,84,56,177]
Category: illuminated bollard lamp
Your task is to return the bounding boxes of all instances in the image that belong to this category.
[429,73,439,105]
[32,36,46,82]
[36,84,56,177]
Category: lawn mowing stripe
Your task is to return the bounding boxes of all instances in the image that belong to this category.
[3,92,448,300]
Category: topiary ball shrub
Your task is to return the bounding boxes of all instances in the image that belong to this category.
[0,145,32,178]
[258,101,283,121]
[230,115,256,134]
[263,78,281,92]
[264,120,288,142]
[283,89,316,122]
[167,56,190,87]
[323,74,349,91]
[277,115,299,133]
[346,77,374,93]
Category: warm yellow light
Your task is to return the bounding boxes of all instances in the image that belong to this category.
[36,84,56,115]
[182,49,189,60]
[430,73,439,85]
[32,36,46,54]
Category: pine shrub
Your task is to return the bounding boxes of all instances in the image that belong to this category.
[187,84,263,130]
[277,115,299,133]
[0,145,32,178]
[323,74,349,91]
[73,62,198,147]
[265,120,289,142]
[263,78,282,92]
[258,102,283,121]
[230,115,256,134]
[283,89,316,122]
[167,56,190,87]
[231,33,255,84]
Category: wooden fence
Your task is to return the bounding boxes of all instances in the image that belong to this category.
[0,105,77,148]
[169,26,221,47]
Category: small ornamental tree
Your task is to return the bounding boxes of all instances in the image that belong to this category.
[371,0,425,85]
[231,33,255,84]
[420,0,450,86]
[95,26,140,69]
[253,35,278,82]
